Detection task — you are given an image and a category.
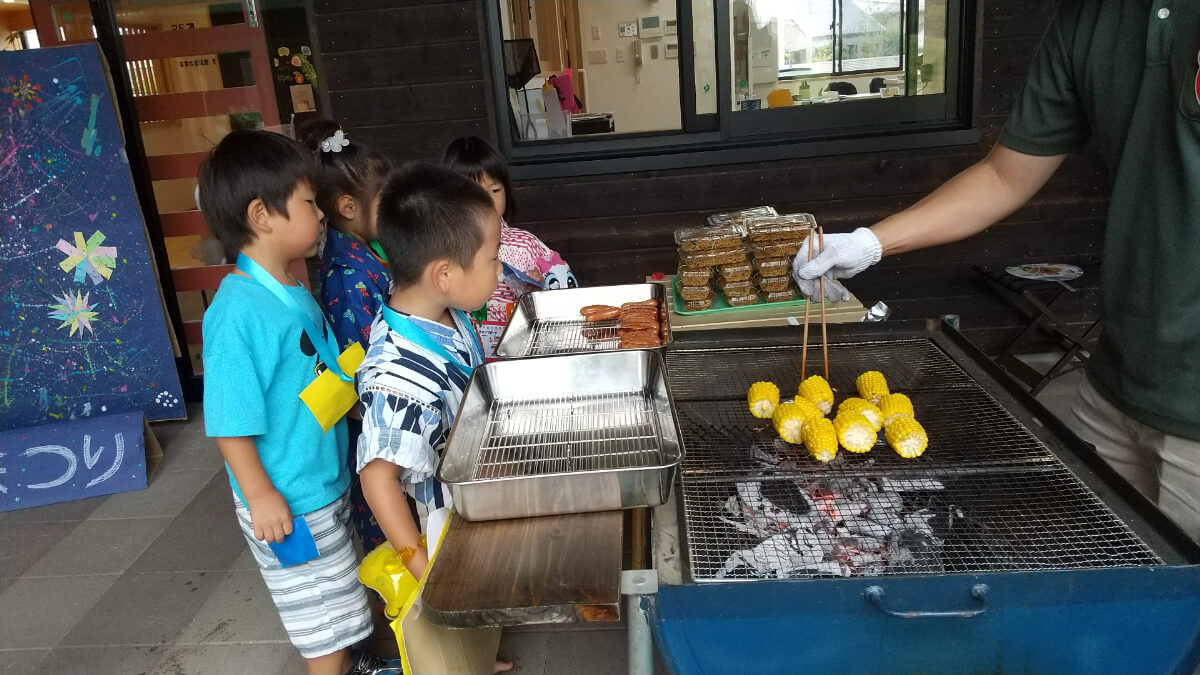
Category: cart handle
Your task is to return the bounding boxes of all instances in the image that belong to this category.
[863,584,990,619]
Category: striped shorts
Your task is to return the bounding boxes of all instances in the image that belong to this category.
[235,491,372,658]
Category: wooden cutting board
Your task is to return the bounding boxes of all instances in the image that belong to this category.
[421,510,623,628]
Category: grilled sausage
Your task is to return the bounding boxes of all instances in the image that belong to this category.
[622,299,660,310]
[585,307,621,322]
[580,304,618,317]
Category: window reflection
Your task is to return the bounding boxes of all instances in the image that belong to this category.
[729,0,946,110]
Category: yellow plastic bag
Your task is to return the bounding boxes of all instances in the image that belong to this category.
[358,511,501,675]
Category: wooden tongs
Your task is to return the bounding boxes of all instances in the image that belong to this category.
[800,226,829,381]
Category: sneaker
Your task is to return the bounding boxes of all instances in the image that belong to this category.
[347,650,403,675]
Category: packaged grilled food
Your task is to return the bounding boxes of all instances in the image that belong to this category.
[679,283,714,301]
[706,206,777,227]
[754,256,791,276]
[716,276,755,294]
[752,240,806,259]
[681,246,749,267]
[677,265,713,285]
[764,288,797,303]
[718,261,754,282]
[755,274,793,293]
[675,223,746,252]
[746,213,816,243]
[682,293,716,312]
[725,289,759,307]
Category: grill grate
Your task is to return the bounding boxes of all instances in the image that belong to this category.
[675,388,1059,480]
[681,467,1164,582]
[471,390,666,480]
[666,340,974,401]
[667,340,1163,582]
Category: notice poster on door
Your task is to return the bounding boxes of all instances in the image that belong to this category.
[0,44,185,430]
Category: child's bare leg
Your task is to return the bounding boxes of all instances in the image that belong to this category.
[495,659,514,673]
[307,648,352,675]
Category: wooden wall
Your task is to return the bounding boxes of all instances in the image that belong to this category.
[316,0,1107,352]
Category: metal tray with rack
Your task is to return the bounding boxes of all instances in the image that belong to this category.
[494,284,671,359]
[439,350,682,521]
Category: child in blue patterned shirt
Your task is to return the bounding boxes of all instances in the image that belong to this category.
[299,119,393,552]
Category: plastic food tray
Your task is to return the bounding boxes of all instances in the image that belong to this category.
[672,278,808,316]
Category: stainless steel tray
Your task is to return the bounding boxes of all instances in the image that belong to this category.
[439,350,683,521]
[494,283,671,359]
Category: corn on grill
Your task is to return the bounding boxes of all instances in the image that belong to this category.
[649,322,1200,674]
[663,329,1171,582]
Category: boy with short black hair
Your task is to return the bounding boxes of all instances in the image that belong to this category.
[356,161,502,580]
[199,130,398,675]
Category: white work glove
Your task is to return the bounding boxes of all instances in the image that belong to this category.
[791,227,882,302]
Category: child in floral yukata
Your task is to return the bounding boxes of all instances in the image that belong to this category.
[442,136,576,324]
[300,119,393,551]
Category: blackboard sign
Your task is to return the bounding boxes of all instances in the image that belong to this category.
[0,411,162,511]
[0,44,184,430]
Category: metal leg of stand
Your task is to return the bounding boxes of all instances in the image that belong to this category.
[622,569,659,675]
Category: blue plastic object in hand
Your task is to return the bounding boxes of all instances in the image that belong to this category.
[269,517,320,567]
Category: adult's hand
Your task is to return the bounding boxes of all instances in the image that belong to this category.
[791,228,882,302]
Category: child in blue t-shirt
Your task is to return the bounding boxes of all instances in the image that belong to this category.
[198,130,399,675]
[298,118,394,552]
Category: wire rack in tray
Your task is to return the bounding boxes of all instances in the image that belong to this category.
[470,390,666,480]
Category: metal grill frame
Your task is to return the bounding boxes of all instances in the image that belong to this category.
[679,466,1164,583]
[471,390,665,480]
[666,339,975,403]
[674,387,1061,480]
[663,324,1186,583]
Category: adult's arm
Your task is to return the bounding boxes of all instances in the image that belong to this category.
[871,144,1067,255]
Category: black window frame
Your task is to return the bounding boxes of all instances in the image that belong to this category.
[484,0,978,179]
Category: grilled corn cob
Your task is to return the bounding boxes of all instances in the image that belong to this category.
[885,416,928,458]
[856,371,890,404]
[833,412,877,453]
[878,393,915,427]
[837,397,884,432]
[798,375,834,415]
[803,417,838,463]
[747,381,781,419]
[772,400,821,444]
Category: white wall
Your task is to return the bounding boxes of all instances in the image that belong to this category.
[576,0,681,133]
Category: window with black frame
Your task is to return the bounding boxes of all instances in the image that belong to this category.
[489,0,965,162]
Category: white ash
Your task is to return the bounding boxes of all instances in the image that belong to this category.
[715,476,956,579]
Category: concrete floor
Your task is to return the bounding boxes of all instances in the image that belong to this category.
[0,404,636,675]
[0,354,1086,675]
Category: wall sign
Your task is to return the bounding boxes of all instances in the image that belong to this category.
[0,411,162,511]
[0,44,185,430]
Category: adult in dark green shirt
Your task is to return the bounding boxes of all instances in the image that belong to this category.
[792,0,1200,541]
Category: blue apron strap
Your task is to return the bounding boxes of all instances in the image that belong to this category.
[236,254,352,382]
[380,306,481,377]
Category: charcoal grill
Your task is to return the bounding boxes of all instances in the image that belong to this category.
[646,320,1200,675]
